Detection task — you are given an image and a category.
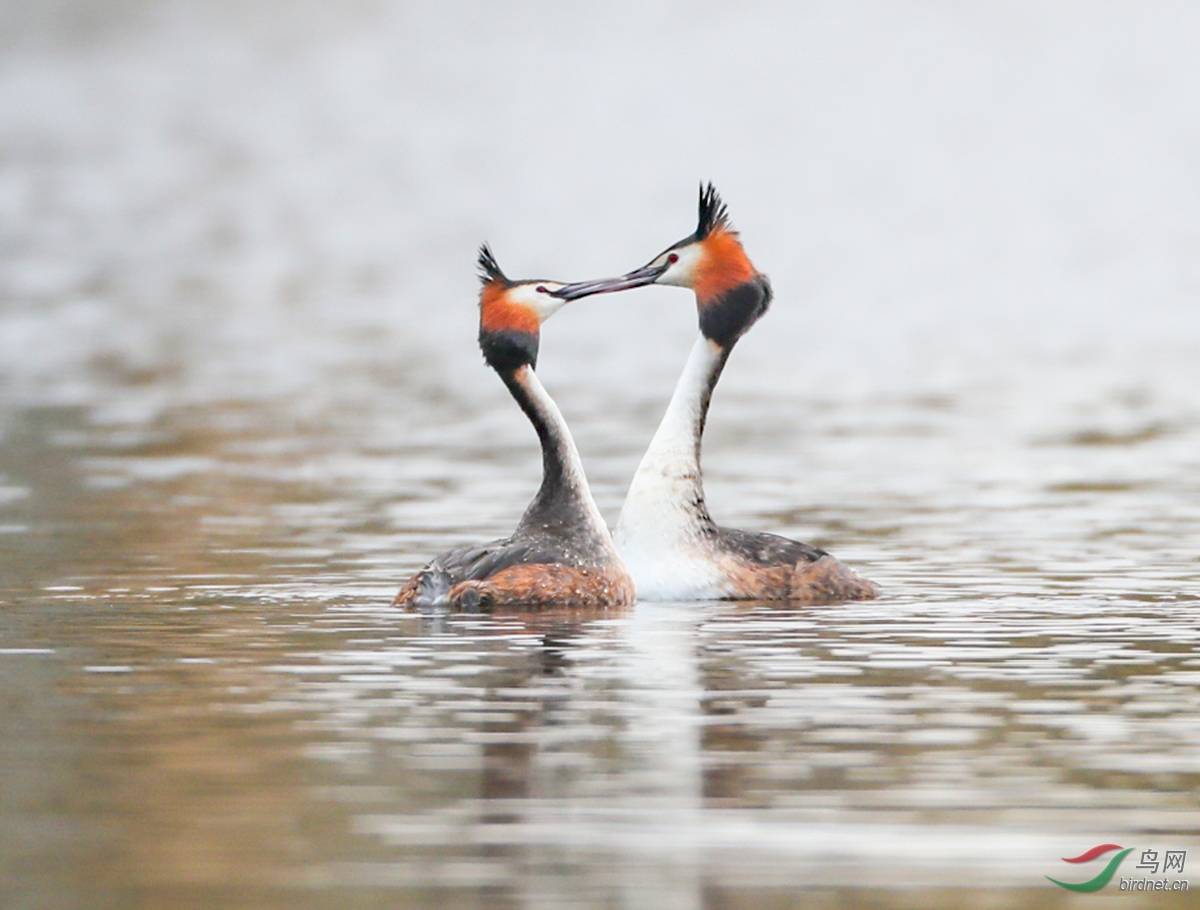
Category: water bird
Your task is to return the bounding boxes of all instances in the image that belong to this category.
[558,184,878,603]
[393,245,635,610]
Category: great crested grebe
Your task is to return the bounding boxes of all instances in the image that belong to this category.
[558,184,878,603]
[393,245,634,610]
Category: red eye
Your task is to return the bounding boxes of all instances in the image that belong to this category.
[536,285,548,293]
[667,253,679,264]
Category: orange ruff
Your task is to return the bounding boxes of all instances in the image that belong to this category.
[479,282,539,335]
[694,229,757,302]
[449,563,635,609]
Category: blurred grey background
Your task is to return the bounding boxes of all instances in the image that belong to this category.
[3,0,1197,431]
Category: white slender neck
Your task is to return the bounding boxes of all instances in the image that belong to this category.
[505,365,613,548]
[617,335,729,542]
[637,335,727,483]
[614,335,732,598]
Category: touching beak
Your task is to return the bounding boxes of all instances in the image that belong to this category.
[551,262,668,300]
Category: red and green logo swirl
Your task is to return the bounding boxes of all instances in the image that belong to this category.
[1046,844,1132,892]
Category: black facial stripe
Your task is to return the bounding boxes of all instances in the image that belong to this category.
[479,327,539,372]
[698,275,772,348]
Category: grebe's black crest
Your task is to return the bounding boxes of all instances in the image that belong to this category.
[695,182,733,240]
[477,243,511,286]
